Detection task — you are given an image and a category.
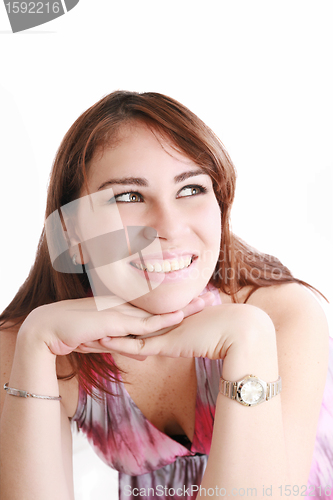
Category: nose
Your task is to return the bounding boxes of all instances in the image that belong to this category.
[144,200,190,243]
[143,226,157,240]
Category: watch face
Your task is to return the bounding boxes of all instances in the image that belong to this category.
[239,379,265,406]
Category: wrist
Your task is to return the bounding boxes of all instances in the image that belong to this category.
[17,323,56,360]
[18,305,72,356]
[8,324,59,398]
[221,325,279,382]
[219,373,282,407]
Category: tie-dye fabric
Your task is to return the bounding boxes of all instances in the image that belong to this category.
[72,294,333,499]
[73,355,221,499]
[308,337,333,496]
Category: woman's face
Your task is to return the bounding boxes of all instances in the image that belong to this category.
[74,123,221,314]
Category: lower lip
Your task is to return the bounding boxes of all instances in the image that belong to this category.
[128,259,198,284]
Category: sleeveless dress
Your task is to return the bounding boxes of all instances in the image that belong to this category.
[72,289,333,499]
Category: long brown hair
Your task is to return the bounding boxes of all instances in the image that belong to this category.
[0,90,323,396]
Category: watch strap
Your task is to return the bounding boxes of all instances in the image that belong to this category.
[219,375,282,402]
[266,376,282,400]
[219,379,238,400]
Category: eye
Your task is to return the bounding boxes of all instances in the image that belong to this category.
[177,185,207,198]
[112,192,144,203]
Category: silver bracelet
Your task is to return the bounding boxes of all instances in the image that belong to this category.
[4,383,62,401]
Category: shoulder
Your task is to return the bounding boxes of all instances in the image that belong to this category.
[244,283,330,368]
[235,283,330,413]
[247,282,330,376]
[244,283,330,482]
[244,283,329,339]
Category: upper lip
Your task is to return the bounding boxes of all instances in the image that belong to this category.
[129,251,198,266]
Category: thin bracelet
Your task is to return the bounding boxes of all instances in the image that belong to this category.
[4,383,62,401]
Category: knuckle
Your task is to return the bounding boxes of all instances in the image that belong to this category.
[141,315,154,333]
[137,338,145,351]
[133,338,146,354]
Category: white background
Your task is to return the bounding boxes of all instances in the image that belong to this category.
[0,1,332,498]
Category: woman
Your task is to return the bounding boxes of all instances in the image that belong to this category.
[0,91,332,500]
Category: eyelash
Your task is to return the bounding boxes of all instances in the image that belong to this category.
[109,184,208,204]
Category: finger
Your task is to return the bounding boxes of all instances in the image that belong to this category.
[113,309,185,337]
[199,291,215,306]
[99,336,150,357]
[180,292,214,318]
[74,344,104,353]
[131,294,216,340]
[181,297,205,318]
[99,327,183,358]
[74,342,148,360]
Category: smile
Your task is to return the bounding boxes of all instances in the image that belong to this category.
[130,255,196,273]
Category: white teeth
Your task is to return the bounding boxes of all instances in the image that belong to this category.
[132,256,194,273]
[184,256,191,267]
[154,263,162,272]
[171,260,180,271]
[162,261,171,272]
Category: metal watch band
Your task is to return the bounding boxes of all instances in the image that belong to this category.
[4,383,62,401]
[219,375,282,402]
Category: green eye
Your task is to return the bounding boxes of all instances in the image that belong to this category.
[178,185,206,197]
[114,192,143,203]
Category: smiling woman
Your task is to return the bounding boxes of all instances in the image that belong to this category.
[0,91,332,500]
[76,124,221,314]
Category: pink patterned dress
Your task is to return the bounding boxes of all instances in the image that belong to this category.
[72,291,333,499]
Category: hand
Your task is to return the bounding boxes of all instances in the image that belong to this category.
[74,292,215,359]
[19,292,215,357]
[97,302,277,360]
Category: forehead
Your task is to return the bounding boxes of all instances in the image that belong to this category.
[87,123,197,186]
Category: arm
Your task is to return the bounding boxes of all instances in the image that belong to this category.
[0,325,74,500]
[0,294,211,499]
[201,284,329,498]
[101,284,329,498]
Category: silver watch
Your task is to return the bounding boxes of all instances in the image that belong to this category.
[219,374,282,407]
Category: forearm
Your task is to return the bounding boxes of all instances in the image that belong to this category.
[0,330,73,500]
[200,324,289,499]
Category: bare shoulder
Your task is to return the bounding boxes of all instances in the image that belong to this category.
[246,282,329,418]
[244,283,329,339]
[245,283,330,482]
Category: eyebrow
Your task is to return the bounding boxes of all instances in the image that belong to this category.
[97,169,206,191]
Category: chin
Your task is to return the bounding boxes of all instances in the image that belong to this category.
[129,283,207,314]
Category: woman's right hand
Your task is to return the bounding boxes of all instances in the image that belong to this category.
[19,292,215,357]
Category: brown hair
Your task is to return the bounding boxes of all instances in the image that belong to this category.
[0,90,324,396]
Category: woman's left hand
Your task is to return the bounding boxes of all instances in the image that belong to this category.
[74,291,217,358]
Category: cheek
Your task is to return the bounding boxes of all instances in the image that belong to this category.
[197,199,222,270]
[198,198,222,245]
[115,206,145,229]
[78,214,124,241]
